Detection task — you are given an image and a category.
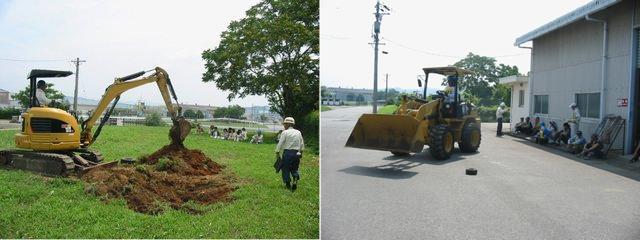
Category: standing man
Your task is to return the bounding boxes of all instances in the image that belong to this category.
[568,103,581,138]
[496,102,508,136]
[275,117,305,191]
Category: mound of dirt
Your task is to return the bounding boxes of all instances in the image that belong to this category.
[81,144,235,214]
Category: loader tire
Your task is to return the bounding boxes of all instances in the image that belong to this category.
[429,124,454,160]
[390,151,410,157]
[460,122,481,153]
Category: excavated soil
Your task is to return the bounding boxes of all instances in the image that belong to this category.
[81,144,235,214]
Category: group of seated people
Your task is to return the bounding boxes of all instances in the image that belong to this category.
[514,117,603,159]
[208,125,264,144]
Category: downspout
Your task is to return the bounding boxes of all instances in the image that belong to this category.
[627,1,637,154]
[586,14,608,121]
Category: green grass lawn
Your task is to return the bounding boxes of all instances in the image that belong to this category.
[320,105,332,112]
[377,105,398,115]
[0,125,318,238]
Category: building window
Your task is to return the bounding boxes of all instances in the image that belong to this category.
[575,93,600,118]
[518,90,525,107]
[534,95,548,114]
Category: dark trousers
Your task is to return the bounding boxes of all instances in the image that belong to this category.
[282,149,301,184]
[497,117,503,135]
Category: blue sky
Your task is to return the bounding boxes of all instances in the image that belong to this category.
[0,0,268,107]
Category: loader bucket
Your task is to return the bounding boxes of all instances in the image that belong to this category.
[345,114,425,153]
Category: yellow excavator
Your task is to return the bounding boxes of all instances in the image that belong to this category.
[345,66,481,160]
[0,67,191,176]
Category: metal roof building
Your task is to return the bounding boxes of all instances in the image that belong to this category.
[516,0,639,153]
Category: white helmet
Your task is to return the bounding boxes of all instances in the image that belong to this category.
[499,102,506,107]
[569,103,576,108]
[283,117,295,125]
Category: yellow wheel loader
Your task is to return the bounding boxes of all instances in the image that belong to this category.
[345,66,481,160]
[0,67,191,176]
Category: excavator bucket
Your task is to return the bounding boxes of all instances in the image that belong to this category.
[345,114,425,153]
[170,117,192,145]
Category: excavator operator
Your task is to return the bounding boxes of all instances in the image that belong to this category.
[35,80,55,107]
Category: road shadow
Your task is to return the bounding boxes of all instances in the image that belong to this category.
[382,147,478,165]
[506,134,640,182]
[339,165,418,179]
[339,147,480,179]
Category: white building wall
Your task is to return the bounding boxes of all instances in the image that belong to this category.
[530,0,633,150]
[509,82,529,132]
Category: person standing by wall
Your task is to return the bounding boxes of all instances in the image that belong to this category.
[496,102,508,136]
[275,117,305,191]
[568,103,581,138]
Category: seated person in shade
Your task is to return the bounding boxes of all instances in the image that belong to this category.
[514,117,525,133]
[578,134,604,160]
[531,117,541,137]
[547,121,560,143]
[517,117,533,135]
[534,122,552,145]
[211,126,220,138]
[251,130,264,144]
[555,122,571,144]
[567,130,586,154]
[235,129,246,141]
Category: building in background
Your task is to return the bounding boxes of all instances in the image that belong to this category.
[324,87,373,104]
[499,75,529,132]
[516,0,639,153]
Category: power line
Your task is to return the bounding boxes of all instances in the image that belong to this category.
[0,58,71,62]
[381,37,530,59]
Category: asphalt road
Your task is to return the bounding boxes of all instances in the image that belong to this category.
[321,106,640,240]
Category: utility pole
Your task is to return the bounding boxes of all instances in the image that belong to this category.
[70,57,86,112]
[371,1,390,113]
[385,73,389,101]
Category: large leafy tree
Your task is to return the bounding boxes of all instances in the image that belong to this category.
[445,53,521,106]
[12,83,68,110]
[202,0,319,130]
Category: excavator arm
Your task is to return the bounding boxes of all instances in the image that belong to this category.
[80,67,191,147]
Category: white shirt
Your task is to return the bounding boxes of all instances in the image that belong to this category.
[571,108,581,123]
[35,88,51,106]
[496,107,506,119]
[275,127,305,156]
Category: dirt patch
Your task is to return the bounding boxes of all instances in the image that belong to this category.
[81,144,235,214]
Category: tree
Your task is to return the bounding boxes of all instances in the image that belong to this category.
[195,110,204,119]
[446,53,521,106]
[12,83,67,109]
[213,105,246,119]
[183,109,196,119]
[202,0,319,130]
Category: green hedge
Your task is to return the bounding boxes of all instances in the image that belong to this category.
[478,106,510,123]
[301,110,319,155]
[0,108,20,120]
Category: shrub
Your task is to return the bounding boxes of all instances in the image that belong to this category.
[145,112,165,126]
[0,107,21,120]
[478,105,510,123]
[301,110,319,155]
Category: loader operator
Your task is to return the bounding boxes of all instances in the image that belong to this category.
[36,80,55,107]
[275,117,305,191]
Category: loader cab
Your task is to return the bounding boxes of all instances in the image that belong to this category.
[421,67,475,119]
